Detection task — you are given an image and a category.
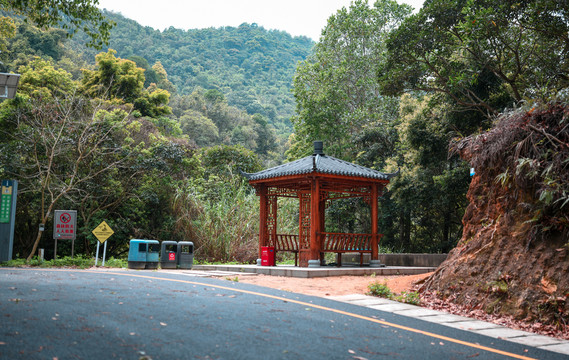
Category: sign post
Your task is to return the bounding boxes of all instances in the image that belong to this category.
[53,210,77,259]
[92,221,114,266]
[0,180,18,262]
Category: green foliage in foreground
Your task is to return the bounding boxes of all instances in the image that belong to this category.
[0,256,128,269]
[1,0,114,49]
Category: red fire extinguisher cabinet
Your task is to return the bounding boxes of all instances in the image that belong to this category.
[261,246,275,266]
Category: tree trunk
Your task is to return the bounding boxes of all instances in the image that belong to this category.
[26,229,44,262]
[400,210,411,251]
[442,209,450,250]
[26,206,55,262]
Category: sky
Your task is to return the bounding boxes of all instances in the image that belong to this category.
[96,0,424,41]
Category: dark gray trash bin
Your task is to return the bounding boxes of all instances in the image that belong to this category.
[160,241,178,269]
[177,241,194,269]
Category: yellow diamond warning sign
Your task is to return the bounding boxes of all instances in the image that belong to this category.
[92,221,114,243]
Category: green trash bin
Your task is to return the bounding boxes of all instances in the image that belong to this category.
[128,239,148,269]
[146,240,160,269]
[160,241,178,269]
[177,241,194,269]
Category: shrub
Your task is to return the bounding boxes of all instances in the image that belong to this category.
[394,291,421,305]
[367,282,421,305]
[367,282,393,298]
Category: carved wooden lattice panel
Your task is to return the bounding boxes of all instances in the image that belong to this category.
[299,192,311,250]
[267,195,277,247]
[267,186,298,197]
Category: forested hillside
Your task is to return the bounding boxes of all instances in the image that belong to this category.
[1,8,314,164]
[0,8,304,264]
[67,11,314,138]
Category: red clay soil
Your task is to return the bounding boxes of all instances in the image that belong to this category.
[235,273,431,297]
[419,105,569,339]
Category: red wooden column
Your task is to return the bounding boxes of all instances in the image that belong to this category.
[371,182,379,261]
[319,196,326,265]
[258,184,268,260]
[309,177,321,265]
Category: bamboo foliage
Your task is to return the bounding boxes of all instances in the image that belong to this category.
[173,179,259,263]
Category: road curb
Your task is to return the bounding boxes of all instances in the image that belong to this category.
[328,294,569,356]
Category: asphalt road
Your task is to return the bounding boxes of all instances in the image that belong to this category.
[0,268,564,360]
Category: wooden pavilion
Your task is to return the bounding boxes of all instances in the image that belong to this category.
[242,141,398,267]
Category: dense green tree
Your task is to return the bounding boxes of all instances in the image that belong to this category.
[82,50,173,118]
[199,144,261,188]
[379,95,469,252]
[128,55,159,87]
[0,0,114,48]
[152,61,176,94]
[179,109,219,147]
[0,15,16,50]
[252,113,277,156]
[380,0,569,118]
[133,85,171,118]
[0,19,87,73]
[16,56,75,98]
[291,0,412,159]
[171,88,273,158]
[81,49,145,103]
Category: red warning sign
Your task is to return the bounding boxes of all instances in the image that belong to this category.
[60,212,71,223]
[168,252,176,261]
[53,210,77,240]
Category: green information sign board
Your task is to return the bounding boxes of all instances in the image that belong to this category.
[0,185,12,223]
[0,179,17,262]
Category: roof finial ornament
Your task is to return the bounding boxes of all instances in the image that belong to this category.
[313,141,324,155]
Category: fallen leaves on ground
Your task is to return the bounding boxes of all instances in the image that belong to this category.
[420,291,569,340]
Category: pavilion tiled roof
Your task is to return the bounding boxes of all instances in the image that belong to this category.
[241,142,398,182]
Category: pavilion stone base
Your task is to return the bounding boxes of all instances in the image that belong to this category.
[369,259,385,268]
[307,260,320,268]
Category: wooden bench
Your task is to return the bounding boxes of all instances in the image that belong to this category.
[272,233,383,266]
[274,234,299,266]
[322,232,372,266]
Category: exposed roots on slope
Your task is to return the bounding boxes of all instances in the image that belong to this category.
[421,103,569,328]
